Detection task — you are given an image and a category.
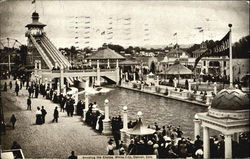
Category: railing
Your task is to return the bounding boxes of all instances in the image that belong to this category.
[43,34,71,67]
[38,37,57,66]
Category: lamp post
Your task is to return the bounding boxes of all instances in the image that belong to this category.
[193,114,201,140]
[103,99,112,135]
[120,106,128,143]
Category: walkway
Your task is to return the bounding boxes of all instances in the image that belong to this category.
[120,81,209,107]
[1,82,111,158]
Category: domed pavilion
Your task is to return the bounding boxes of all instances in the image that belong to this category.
[194,87,249,158]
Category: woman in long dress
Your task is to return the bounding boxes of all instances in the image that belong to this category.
[36,107,42,124]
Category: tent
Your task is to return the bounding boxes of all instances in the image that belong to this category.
[127,118,155,136]
[164,61,193,75]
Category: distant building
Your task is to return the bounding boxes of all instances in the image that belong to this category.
[166,44,186,58]
[85,47,125,68]
[192,42,229,77]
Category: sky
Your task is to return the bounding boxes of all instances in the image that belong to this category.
[0,0,249,49]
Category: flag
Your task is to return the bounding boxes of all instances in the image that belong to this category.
[101,31,105,35]
[193,30,230,70]
[195,27,203,30]
[173,33,177,36]
[31,0,35,4]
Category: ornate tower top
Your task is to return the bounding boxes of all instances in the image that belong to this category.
[25,12,46,37]
[25,12,46,29]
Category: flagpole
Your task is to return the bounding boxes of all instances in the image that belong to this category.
[229,24,233,88]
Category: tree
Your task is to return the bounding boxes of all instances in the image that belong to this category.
[232,35,250,58]
[16,45,27,65]
[70,46,77,60]
[186,44,201,57]
[150,61,156,73]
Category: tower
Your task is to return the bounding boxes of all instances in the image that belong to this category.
[25,12,47,68]
[25,12,46,37]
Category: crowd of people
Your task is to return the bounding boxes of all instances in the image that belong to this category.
[85,102,105,133]
[105,122,250,158]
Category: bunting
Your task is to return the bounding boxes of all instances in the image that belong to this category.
[193,30,230,70]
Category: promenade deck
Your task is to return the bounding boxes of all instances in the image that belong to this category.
[1,83,112,158]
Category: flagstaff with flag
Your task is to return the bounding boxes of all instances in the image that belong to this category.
[173,32,178,44]
[228,24,233,88]
[31,0,36,11]
[193,24,233,87]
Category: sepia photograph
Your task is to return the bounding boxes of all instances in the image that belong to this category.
[0,0,249,158]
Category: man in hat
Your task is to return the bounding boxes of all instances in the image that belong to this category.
[41,106,47,124]
[52,107,59,123]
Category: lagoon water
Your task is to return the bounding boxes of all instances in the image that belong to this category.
[79,87,207,138]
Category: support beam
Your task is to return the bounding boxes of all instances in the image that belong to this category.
[120,106,128,143]
[96,60,100,86]
[38,60,42,70]
[225,134,232,159]
[34,60,38,76]
[60,67,64,93]
[107,59,110,69]
[203,126,210,159]
[8,54,11,72]
[83,78,89,121]
[156,76,159,86]
[103,99,111,135]
[193,119,201,140]
[214,82,217,94]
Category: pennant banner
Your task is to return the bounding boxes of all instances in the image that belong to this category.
[193,30,230,70]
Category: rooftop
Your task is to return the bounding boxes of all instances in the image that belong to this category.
[86,48,125,60]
